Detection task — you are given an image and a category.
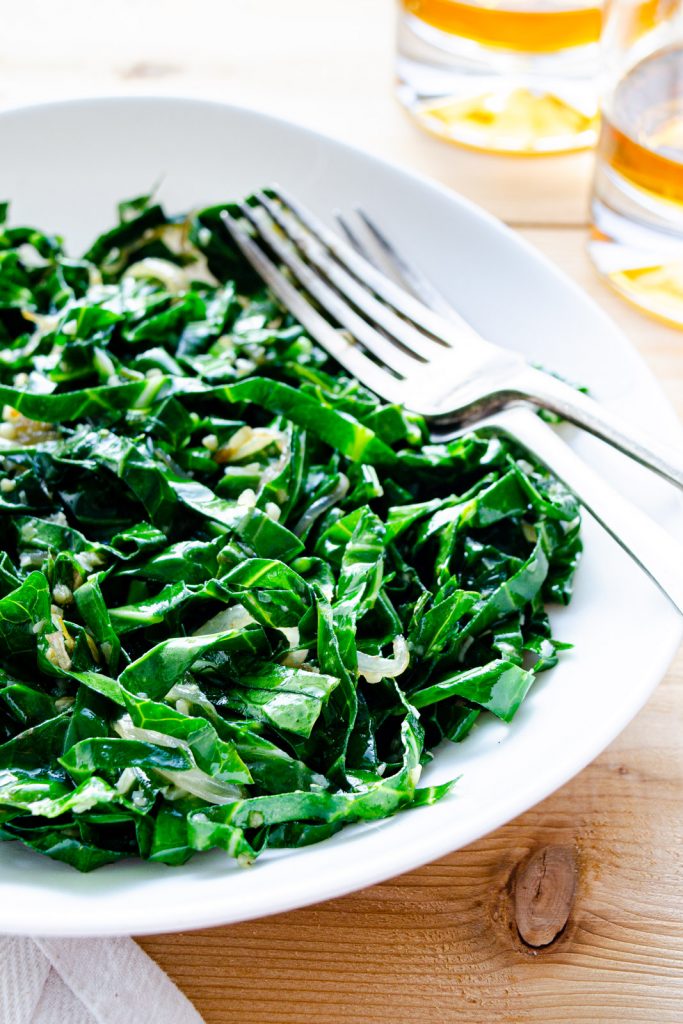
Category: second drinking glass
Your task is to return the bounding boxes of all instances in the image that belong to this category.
[589,0,683,326]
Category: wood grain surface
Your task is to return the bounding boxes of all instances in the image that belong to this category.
[4,2,682,1020]
[138,676,683,1023]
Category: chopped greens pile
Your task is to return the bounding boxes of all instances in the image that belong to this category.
[0,195,581,871]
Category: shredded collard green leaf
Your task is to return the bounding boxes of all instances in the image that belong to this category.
[0,195,581,870]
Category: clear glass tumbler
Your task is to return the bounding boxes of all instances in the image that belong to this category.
[395,0,605,154]
[589,0,683,326]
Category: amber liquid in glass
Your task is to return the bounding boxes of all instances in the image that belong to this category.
[403,0,602,52]
[591,45,683,325]
[600,46,683,205]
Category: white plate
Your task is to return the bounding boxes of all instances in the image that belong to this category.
[0,97,680,937]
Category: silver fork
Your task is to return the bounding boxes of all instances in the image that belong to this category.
[221,188,683,614]
[233,186,683,488]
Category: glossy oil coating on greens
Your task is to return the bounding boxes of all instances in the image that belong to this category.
[0,196,581,871]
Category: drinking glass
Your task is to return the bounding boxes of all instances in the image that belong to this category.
[589,0,683,326]
[395,0,604,154]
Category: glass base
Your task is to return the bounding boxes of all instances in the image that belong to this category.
[590,167,683,329]
[396,12,599,154]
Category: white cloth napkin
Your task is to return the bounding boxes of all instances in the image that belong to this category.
[0,936,205,1024]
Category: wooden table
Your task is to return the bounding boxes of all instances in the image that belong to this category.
[5,2,683,1020]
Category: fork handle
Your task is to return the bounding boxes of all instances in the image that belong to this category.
[464,406,683,616]
[503,365,683,490]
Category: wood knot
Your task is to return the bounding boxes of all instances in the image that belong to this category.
[513,845,577,949]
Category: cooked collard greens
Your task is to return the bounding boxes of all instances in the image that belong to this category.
[0,196,580,870]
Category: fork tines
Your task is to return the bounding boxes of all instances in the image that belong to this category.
[220,187,475,405]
